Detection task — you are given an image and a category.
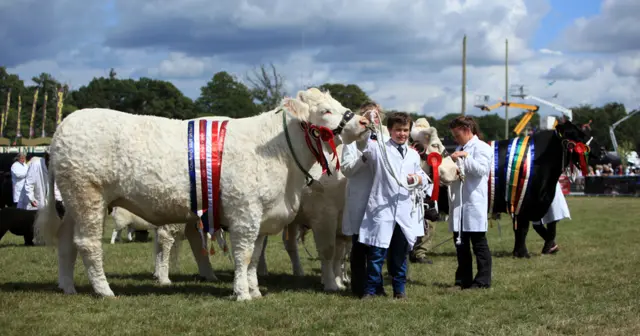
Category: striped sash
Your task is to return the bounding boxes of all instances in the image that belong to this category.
[187,119,229,254]
[487,136,535,216]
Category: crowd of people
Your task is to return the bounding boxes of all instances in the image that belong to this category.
[340,101,572,299]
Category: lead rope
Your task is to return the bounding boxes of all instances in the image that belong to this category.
[366,110,430,216]
[455,157,466,246]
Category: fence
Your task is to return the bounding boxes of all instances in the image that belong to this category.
[566,175,640,197]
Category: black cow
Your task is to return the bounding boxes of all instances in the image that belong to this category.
[0,201,66,246]
[414,120,604,258]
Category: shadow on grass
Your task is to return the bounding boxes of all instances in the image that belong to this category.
[426,250,532,258]
[0,270,336,299]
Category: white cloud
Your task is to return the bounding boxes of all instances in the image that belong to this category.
[2,0,639,122]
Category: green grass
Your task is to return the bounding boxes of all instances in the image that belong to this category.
[1,197,639,336]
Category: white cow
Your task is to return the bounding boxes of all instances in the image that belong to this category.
[34,88,370,301]
[109,206,200,285]
[259,117,460,290]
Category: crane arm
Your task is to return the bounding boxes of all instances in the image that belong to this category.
[506,102,540,112]
[523,95,573,121]
[477,102,504,111]
[612,110,640,129]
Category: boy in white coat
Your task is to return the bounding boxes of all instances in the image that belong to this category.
[17,153,63,211]
[357,112,430,299]
[448,116,493,289]
[341,102,385,298]
[532,182,570,254]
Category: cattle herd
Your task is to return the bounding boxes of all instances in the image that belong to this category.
[0,88,604,302]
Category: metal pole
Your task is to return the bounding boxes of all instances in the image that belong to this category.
[505,39,509,139]
[462,35,467,115]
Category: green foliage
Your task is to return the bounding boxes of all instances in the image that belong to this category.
[196,71,259,118]
[0,65,638,155]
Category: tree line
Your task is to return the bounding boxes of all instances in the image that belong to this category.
[0,64,638,156]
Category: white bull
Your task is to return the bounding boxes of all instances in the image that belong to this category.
[34,88,370,301]
[259,117,459,290]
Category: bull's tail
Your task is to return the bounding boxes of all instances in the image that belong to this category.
[34,166,62,247]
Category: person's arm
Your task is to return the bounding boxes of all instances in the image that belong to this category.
[11,163,27,179]
[360,137,378,164]
[463,146,492,177]
[23,169,37,205]
[341,143,366,178]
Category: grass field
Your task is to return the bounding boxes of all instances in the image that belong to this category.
[1,197,639,336]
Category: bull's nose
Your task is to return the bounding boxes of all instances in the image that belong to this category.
[359,117,370,126]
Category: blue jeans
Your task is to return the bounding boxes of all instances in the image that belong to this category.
[364,224,410,295]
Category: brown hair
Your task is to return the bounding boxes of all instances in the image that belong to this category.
[358,101,385,122]
[449,115,482,139]
[386,111,413,130]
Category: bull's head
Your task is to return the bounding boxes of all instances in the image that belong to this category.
[409,118,459,186]
[555,117,604,177]
[282,88,370,146]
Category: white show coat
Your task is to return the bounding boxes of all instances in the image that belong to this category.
[17,157,62,210]
[358,138,431,249]
[341,142,374,236]
[448,135,493,233]
[10,161,28,203]
[533,182,571,225]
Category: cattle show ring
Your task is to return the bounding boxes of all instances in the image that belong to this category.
[0,90,638,336]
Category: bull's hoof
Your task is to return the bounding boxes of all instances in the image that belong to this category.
[157,279,172,286]
[235,293,253,301]
[59,285,77,295]
[512,250,531,259]
[250,289,263,299]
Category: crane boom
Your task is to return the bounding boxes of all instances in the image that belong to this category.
[522,95,573,121]
[610,109,640,157]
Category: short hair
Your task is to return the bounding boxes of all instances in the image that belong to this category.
[386,111,413,130]
[358,101,386,122]
[449,115,481,136]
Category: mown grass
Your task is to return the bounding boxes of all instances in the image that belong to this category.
[1,197,639,336]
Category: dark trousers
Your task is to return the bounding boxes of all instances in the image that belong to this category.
[350,234,367,297]
[365,224,409,295]
[533,221,557,243]
[454,231,492,288]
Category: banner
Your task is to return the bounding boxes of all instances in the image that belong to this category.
[29,89,38,138]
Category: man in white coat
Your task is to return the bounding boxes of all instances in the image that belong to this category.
[341,101,384,298]
[447,116,493,289]
[357,112,431,299]
[17,153,63,210]
[10,153,28,207]
[532,182,570,254]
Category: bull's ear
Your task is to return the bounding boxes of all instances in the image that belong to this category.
[282,97,310,120]
[296,88,323,105]
[415,118,431,128]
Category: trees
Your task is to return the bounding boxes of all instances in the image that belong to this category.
[317,83,371,111]
[246,63,287,111]
[196,71,259,118]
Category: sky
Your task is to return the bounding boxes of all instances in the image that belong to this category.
[1,0,639,120]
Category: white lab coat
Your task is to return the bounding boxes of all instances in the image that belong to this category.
[533,182,570,225]
[358,138,431,250]
[10,161,28,203]
[448,135,493,233]
[341,142,374,236]
[17,157,62,210]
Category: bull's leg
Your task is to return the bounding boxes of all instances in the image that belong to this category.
[284,223,304,276]
[126,227,135,242]
[229,228,260,301]
[110,228,122,244]
[169,237,181,271]
[332,235,350,290]
[312,227,340,292]
[340,237,352,285]
[248,235,266,299]
[72,198,114,297]
[57,215,78,294]
[183,222,217,281]
[154,227,175,285]
[257,235,268,276]
[512,217,531,258]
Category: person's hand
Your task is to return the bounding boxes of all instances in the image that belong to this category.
[30,200,38,207]
[450,151,468,162]
[408,174,422,185]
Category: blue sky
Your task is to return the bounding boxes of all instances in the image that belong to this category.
[2,0,639,120]
[532,0,602,50]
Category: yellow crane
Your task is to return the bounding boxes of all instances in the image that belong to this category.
[474,98,540,136]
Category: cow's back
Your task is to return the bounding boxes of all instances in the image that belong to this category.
[51,109,193,224]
